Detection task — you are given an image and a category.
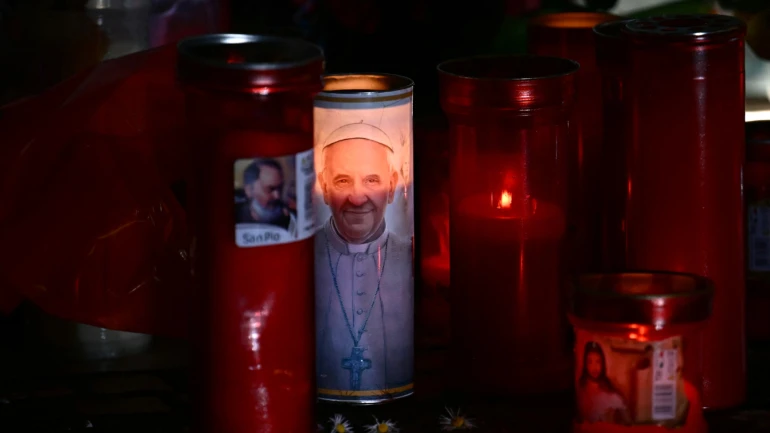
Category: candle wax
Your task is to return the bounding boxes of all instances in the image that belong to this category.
[450,193,570,393]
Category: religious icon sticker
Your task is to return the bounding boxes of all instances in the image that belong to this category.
[313,74,415,403]
[573,329,700,430]
[233,149,316,247]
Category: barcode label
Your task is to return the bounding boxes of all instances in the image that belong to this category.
[749,205,770,271]
[651,349,677,421]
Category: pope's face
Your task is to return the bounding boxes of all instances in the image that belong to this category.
[322,138,397,244]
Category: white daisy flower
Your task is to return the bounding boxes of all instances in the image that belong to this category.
[329,414,354,433]
[364,416,399,433]
[439,407,475,431]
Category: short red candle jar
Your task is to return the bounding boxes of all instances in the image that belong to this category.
[438,55,578,394]
[569,272,713,433]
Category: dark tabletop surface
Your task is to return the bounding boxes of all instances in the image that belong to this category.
[1,333,769,433]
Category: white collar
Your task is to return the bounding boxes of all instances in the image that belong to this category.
[324,217,388,255]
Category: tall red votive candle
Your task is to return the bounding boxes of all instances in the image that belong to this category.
[439,55,578,394]
[569,272,712,433]
[620,15,746,409]
[415,119,451,348]
[178,34,323,432]
[594,20,631,271]
[528,12,618,272]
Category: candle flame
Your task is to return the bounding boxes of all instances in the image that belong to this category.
[497,190,513,209]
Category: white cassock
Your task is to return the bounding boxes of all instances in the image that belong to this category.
[315,217,414,395]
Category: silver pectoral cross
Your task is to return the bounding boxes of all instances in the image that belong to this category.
[342,346,372,390]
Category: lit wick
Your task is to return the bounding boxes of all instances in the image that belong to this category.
[497,190,513,209]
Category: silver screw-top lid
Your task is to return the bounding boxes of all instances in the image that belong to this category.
[625,14,744,39]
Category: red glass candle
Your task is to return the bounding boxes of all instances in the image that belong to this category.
[414,118,451,348]
[439,55,578,394]
[528,12,619,272]
[569,272,712,433]
[620,15,746,409]
[178,34,323,433]
[594,20,631,271]
[745,120,770,341]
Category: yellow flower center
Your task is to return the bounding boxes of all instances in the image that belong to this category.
[335,424,346,433]
[452,417,465,428]
[378,424,389,433]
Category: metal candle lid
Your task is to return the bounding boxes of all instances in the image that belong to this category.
[177,34,324,93]
[570,272,714,326]
[315,74,414,109]
[623,14,745,44]
[437,55,579,112]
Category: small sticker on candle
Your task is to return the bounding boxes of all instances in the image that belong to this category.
[651,348,677,421]
[574,330,694,428]
[233,149,316,247]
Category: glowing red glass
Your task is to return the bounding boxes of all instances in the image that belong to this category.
[178,34,323,432]
[618,15,746,409]
[528,12,619,272]
[439,55,577,394]
[594,20,631,271]
[415,119,451,348]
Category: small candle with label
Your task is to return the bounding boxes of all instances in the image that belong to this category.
[569,272,712,433]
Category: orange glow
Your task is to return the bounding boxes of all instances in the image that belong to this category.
[498,190,513,209]
[529,12,618,29]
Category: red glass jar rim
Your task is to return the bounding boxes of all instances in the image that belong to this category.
[623,14,746,45]
[177,33,324,94]
[594,20,630,39]
[594,20,631,69]
[438,55,578,112]
[438,54,578,81]
[570,271,714,325]
[529,11,618,30]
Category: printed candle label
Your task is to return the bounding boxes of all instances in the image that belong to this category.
[313,82,414,403]
[574,330,692,428]
[748,203,770,272]
[233,149,316,247]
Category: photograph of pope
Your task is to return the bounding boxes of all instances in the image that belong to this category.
[315,122,414,397]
